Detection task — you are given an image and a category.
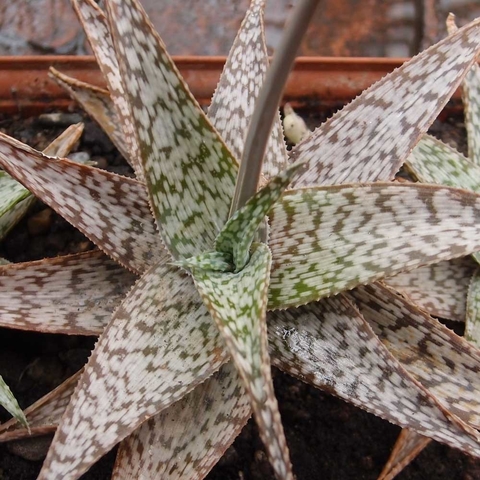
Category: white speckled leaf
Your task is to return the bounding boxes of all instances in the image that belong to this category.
[0,371,82,442]
[290,18,480,187]
[72,0,142,178]
[267,296,480,457]
[0,376,27,429]
[0,133,161,274]
[351,283,480,429]
[447,15,480,166]
[39,262,228,480]
[0,251,136,335]
[466,269,480,347]
[0,123,84,240]
[113,362,250,480]
[49,68,131,163]
[377,429,431,480]
[193,243,293,480]
[106,0,238,260]
[406,134,480,190]
[208,0,288,179]
[385,257,476,321]
[216,162,304,271]
[268,183,480,309]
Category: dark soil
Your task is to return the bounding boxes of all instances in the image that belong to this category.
[0,108,478,480]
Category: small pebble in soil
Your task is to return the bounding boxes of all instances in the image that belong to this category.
[27,208,53,236]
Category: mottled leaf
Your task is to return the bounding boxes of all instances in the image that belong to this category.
[385,257,476,321]
[406,134,480,190]
[269,183,480,309]
[113,363,250,480]
[0,371,81,442]
[0,133,161,273]
[466,269,480,347]
[0,123,84,240]
[0,376,27,429]
[268,296,480,457]
[377,429,431,480]
[216,162,304,271]
[106,0,238,260]
[72,0,143,179]
[290,18,480,187]
[49,68,131,163]
[447,14,480,165]
[351,283,480,429]
[39,262,228,480]
[0,251,135,335]
[193,243,293,479]
[208,0,288,179]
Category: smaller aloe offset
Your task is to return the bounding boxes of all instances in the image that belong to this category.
[3,1,480,479]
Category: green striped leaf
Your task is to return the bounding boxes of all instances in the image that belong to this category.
[192,243,293,480]
[406,134,480,190]
[216,162,304,271]
[269,183,480,309]
[466,269,480,347]
[0,371,81,442]
[106,0,238,260]
[0,376,27,430]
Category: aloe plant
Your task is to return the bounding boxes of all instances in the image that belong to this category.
[2,1,480,479]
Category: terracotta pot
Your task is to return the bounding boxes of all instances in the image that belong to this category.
[0,55,464,115]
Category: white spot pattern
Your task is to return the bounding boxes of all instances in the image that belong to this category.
[0,251,135,335]
[39,262,229,479]
[291,17,480,187]
[269,183,480,308]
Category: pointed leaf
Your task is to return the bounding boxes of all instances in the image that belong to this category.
[39,262,228,480]
[406,134,480,190]
[49,68,131,163]
[0,133,161,273]
[267,296,480,457]
[290,18,480,187]
[385,257,476,322]
[113,363,250,479]
[208,0,288,179]
[377,429,431,480]
[351,283,480,429]
[72,0,143,178]
[106,0,238,259]
[0,371,81,442]
[0,376,27,429]
[447,14,480,166]
[193,243,293,480]
[0,123,84,240]
[0,251,135,335]
[216,162,304,271]
[268,183,480,309]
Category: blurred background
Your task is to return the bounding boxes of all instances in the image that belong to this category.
[0,0,480,57]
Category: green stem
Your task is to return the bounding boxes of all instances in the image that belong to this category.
[229,0,320,217]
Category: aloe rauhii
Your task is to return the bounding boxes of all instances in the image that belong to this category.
[1,0,480,479]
